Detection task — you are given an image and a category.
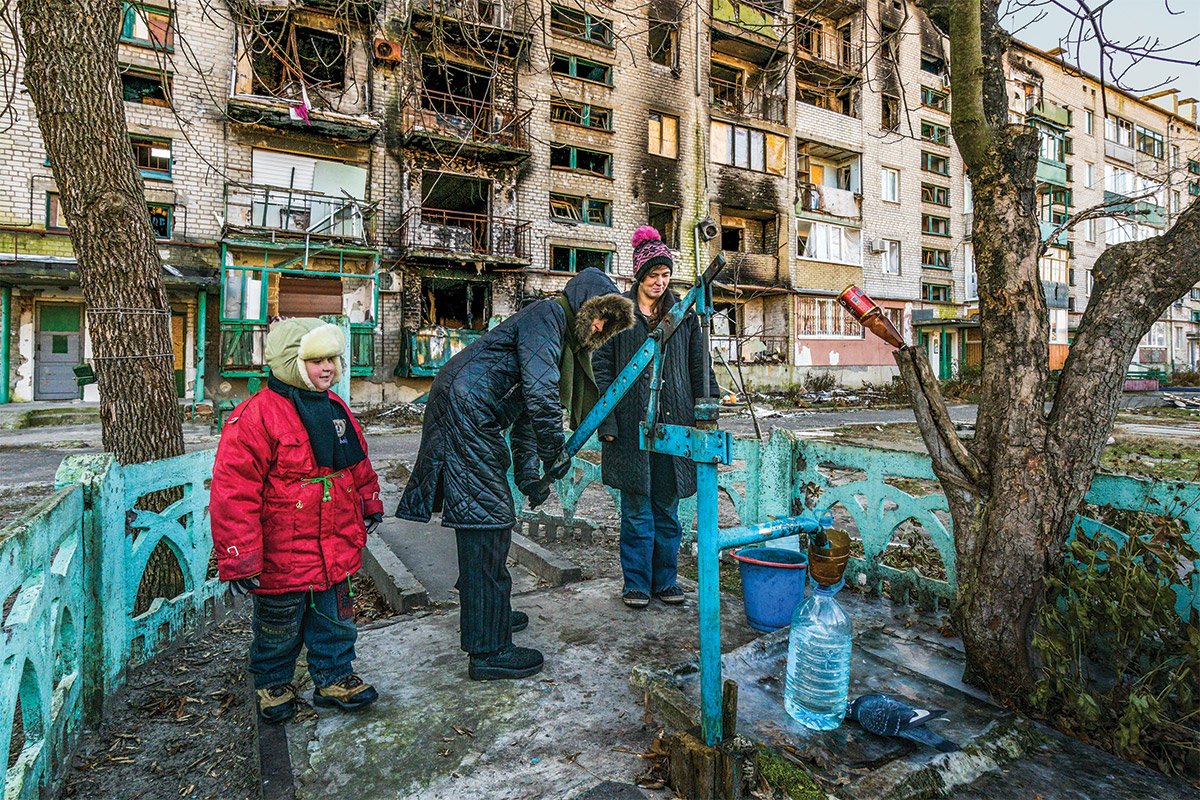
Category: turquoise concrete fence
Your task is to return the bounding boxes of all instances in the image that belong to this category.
[536,430,1200,620]
[1,450,225,799]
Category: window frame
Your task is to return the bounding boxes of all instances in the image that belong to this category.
[921,150,949,176]
[120,2,174,50]
[648,203,681,249]
[922,282,952,303]
[548,244,614,273]
[549,143,613,177]
[920,85,949,112]
[881,94,900,132]
[920,119,949,145]
[1135,125,1164,159]
[921,247,951,269]
[549,4,614,47]
[711,120,786,176]
[921,182,950,206]
[119,63,172,106]
[648,19,678,68]
[880,166,900,203]
[549,192,612,226]
[796,296,864,339]
[549,98,613,131]
[881,238,901,275]
[647,111,679,159]
[549,51,613,85]
[147,202,174,239]
[921,213,951,237]
[130,136,173,180]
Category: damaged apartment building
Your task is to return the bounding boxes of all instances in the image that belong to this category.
[2,0,1199,408]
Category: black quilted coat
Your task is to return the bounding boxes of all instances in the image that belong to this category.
[593,288,718,499]
[397,269,632,531]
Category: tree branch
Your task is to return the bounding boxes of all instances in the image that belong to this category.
[945,0,994,170]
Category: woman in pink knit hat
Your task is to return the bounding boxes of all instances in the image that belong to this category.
[593,227,718,608]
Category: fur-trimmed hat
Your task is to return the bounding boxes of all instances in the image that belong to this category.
[631,226,674,284]
[265,318,345,391]
[560,267,636,352]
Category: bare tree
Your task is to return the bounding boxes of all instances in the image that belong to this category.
[900,0,1199,703]
[13,0,184,465]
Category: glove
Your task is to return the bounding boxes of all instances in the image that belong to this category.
[599,435,616,442]
[544,453,571,482]
[230,575,260,596]
[519,479,551,510]
[364,513,383,535]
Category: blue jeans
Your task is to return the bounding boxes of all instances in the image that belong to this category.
[619,490,683,595]
[249,581,357,690]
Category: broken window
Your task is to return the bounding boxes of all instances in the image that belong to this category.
[881,94,900,131]
[120,65,171,106]
[550,144,612,177]
[148,203,173,239]
[248,19,346,96]
[648,204,680,249]
[132,137,172,180]
[920,54,947,78]
[720,226,743,252]
[710,121,785,176]
[550,245,612,273]
[920,85,949,112]
[549,193,611,226]
[921,150,949,175]
[550,51,612,84]
[922,248,950,269]
[921,120,949,145]
[421,279,489,330]
[121,3,173,49]
[647,112,678,158]
[795,17,820,55]
[422,58,493,107]
[550,98,612,130]
[797,220,862,265]
[921,214,951,237]
[921,183,950,206]
[922,283,952,303]
[45,193,66,230]
[550,4,614,46]
[648,20,677,68]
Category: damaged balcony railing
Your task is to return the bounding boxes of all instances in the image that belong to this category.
[710,335,789,365]
[398,207,531,261]
[402,88,530,150]
[795,27,862,71]
[224,183,370,242]
[411,0,519,27]
[797,182,862,219]
[709,76,787,125]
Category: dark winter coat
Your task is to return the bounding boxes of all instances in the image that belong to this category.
[396,268,634,531]
[210,389,383,594]
[593,288,718,499]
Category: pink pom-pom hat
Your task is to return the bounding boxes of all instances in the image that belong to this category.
[631,225,673,283]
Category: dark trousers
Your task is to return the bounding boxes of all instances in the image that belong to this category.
[454,527,513,656]
[249,582,357,690]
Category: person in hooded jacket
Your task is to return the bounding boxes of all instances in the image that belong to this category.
[398,268,634,680]
[211,318,383,723]
[593,227,718,609]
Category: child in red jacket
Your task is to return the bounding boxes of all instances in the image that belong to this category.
[211,318,383,723]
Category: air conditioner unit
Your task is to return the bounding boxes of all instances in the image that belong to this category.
[377,270,401,293]
[373,37,403,64]
[868,239,887,253]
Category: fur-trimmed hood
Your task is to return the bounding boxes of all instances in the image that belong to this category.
[265,318,345,391]
[562,268,635,351]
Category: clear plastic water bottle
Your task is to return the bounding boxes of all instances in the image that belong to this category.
[784,580,852,730]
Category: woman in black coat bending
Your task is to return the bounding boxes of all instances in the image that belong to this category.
[593,227,718,609]
[398,268,633,680]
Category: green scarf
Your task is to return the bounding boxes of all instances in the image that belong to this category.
[555,295,598,430]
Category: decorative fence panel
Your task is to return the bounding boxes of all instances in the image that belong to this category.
[1,451,226,799]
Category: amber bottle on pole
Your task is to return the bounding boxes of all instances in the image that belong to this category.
[837,285,906,349]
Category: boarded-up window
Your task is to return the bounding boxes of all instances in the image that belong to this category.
[648,112,678,158]
[277,275,343,318]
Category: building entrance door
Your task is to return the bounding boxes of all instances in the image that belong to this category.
[35,304,82,400]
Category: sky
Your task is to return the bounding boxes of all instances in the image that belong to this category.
[1002,1,1200,107]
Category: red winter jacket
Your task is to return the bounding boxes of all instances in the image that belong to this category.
[210,388,383,594]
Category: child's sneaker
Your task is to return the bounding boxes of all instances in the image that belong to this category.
[314,674,378,711]
[256,684,297,724]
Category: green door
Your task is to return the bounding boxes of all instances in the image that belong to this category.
[940,331,953,379]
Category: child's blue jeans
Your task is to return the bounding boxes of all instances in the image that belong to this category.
[249,581,357,690]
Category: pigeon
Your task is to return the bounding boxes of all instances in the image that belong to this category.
[848,693,960,752]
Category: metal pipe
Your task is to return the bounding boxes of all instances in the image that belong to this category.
[194,289,206,405]
[696,461,723,746]
[0,286,10,404]
[719,513,823,552]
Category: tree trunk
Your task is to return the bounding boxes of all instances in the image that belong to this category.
[17,0,184,465]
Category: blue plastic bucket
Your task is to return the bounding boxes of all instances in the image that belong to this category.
[730,547,808,632]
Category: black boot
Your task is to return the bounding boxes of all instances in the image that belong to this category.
[511,610,529,633]
[468,644,544,681]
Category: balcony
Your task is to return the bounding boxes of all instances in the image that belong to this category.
[711,0,785,62]
[1105,139,1135,165]
[1039,221,1068,248]
[226,95,379,143]
[399,89,531,164]
[794,29,862,76]
[1036,157,1069,187]
[794,0,863,20]
[398,207,531,265]
[224,183,371,242]
[407,0,530,54]
[794,92,863,139]
[1027,99,1071,129]
[220,323,267,372]
[718,251,785,289]
[395,326,484,377]
[1043,281,1069,310]
[796,183,861,220]
[710,335,790,365]
[1103,191,1166,226]
[709,76,787,125]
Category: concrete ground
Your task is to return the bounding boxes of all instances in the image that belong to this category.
[283,577,763,800]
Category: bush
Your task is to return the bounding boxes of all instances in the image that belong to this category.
[940,364,982,403]
[802,371,838,393]
[1031,519,1200,784]
[1168,370,1200,387]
